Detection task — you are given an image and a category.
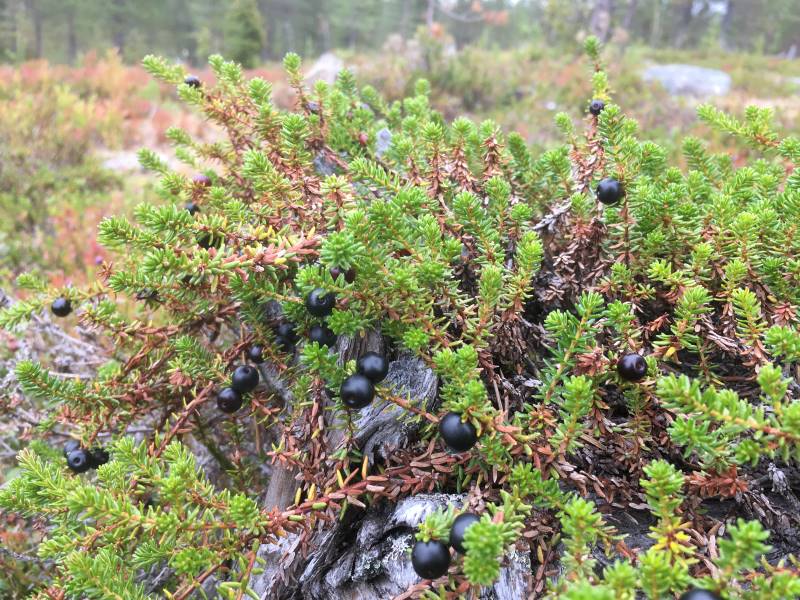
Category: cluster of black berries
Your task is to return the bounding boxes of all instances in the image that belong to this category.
[227,284,387,413]
[63,441,109,474]
[339,352,388,409]
[329,266,356,284]
[272,321,298,352]
[305,285,390,410]
[217,365,260,413]
[411,512,481,579]
[305,287,339,348]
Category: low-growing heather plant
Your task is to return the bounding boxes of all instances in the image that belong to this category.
[2,37,800,599]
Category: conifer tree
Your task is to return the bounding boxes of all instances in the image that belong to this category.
[223,0,266,68]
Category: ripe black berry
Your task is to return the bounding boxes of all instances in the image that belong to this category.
[231,365,259,393]
[596,177,624,205]
[88,448,110,468]
[679,590,722,600]
[449,512,480,554]
[193,174,212,187]
[185,201,200,215]
[248,344,265,364]
[135,288,160,302]
[63,439,80,457]
[184,75,201,88]
[308,324,337,347]
[411,540,451,580]
[276,337,295,352]
[305,288,336,317]
[275,322,298,342]
[51,297,72,317]
[66,449,91,474]
[329,266,356,283]
[357,352,389,383]
[340,374,375,409]
[274,322,298,352]
[217,387,243,413]
[617,353,648,382]
[439,412,478,453]
[589,99,605,116]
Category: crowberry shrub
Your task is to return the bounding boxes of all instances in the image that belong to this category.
[2,38,800,599]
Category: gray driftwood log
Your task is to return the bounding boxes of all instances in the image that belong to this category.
[243,328,533,599]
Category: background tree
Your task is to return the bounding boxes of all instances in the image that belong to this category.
[223,0,266,68]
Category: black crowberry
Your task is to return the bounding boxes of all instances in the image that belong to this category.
[274,322,298,352]
[589,99,605,116]
[340,374,375,409]
[449,512,480,554]
[63,439,80,457]
[305,288,336,317]
[184,75,201,88]
[193,173,212,187]
[411,540,451,580]
[275,322,298,342]
[135,288,160,302]
[185,201,200,215]
[330,266,356,283]
[51,297,72,317]
[679,591,722,600]
[231,365,259,393]
[617,353,648,382]
[248,344,265,364]
[439,412,478,453]
[308,324,337,347]
[596,177,624,205]
[66,449,92,474]
[88,448,110,468]
[357,352,389,383]
[275,337,294,352]
[217,387,243,413]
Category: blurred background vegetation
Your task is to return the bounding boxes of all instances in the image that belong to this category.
[0,0,798,291]
[1,0,800,64]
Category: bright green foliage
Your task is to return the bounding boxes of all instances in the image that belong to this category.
[2,37,800,599]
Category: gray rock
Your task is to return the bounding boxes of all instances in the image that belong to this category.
[305,52,345,86]
[98,150,178,172]
[313,153,340,177]
[375,128,393,159]
[643,64,731,97]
